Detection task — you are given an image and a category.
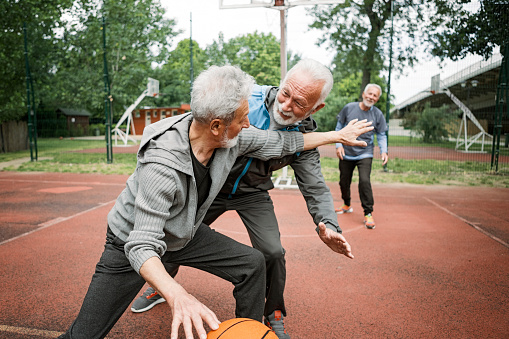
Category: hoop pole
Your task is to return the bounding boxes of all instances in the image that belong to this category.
[279,9,287,80]
[190,12,194,90]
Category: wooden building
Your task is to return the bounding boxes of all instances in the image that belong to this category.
[132,104,190,134]
[55,108,91,135]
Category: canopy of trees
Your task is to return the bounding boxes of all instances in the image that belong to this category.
[0,0,290,125]
[307,0,482,100]
[1,0,74,123]
[429,0,508,60]
[4,0,500,135]
[1,0,180,124]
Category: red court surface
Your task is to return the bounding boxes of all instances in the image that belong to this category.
[0,171,508,338]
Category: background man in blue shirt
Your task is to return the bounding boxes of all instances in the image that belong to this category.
[335,84,388,229]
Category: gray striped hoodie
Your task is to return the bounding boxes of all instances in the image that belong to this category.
[107,113,304,273]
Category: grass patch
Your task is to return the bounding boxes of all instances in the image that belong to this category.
[275,157,509,188]
[382,135,509,155]
[2,137,509,187]
[0,138,106,163]
[14,152,137,175]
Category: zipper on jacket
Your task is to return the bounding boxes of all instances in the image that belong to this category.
[228,157,254,199]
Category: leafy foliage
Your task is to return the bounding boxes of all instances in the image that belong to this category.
[0,1,303,132]
[51,0,180,121]
[307,0,471,98]
[0,0,180,125]
[429,0,509,60]
[155,39,207,107]
[206,31,282,85]
[402,102,457,143]
[0,0,74,123]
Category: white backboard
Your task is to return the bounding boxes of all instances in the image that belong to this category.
[147,77,159,98]
[431,74,440,94]
[219,0,344,9]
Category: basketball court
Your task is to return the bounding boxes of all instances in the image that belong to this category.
[0,170,507,338]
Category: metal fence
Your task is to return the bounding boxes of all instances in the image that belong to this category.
[22,115,508,175]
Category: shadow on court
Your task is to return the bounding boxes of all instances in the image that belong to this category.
[0,171,508,338]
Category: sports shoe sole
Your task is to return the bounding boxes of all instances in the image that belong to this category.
[364,223,376,229]
[130,297,166,313]
[336,208,353,214]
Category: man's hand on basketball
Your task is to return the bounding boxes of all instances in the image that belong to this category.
[169,289,220,339]
[337,119,373,147]
[318,222,354,259]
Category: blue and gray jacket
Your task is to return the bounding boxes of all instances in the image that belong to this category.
[218,85,343,233]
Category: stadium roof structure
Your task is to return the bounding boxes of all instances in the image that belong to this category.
[391,53,503,129]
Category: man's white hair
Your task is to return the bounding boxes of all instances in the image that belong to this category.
[283,58,333,108]
[364,83,382,96]
[191,65,255,125]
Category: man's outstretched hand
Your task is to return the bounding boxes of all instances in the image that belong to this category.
[318,222,354,259]
[337,119,373,147]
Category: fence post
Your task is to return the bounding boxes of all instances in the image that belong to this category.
[102,16,113,164]
[23,22,37,161]
[491,45,508,172]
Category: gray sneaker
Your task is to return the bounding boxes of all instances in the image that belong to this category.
[265,310,290,339]
[131,287,166,313]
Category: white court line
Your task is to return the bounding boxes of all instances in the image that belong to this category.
[0,199,116,246]
[424,197,509,248]
[0,324,63,338]
[0,178,125,187]
[213,224,365,238]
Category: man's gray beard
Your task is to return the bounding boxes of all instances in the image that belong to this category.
[272,100,301,126]
[363,99,374,108]
[220,133,239,148]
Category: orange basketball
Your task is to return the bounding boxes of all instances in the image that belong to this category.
[207,318,278,339]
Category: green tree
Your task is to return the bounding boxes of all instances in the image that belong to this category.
[1,0,181,126]
[429,0,509,60]
[307,0,471,100]
[49,0,180,121]
[156,39,207,107]
[205,32,229,67]
[0,0,75,123]
[402,102,457,143]
[206,31,282,85]
[313,88,352,132]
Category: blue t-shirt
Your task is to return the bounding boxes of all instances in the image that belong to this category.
[335,102,388,160]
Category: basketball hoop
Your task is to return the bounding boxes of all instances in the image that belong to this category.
[147,77,159,98]
[430,74,440,95]
[219,0,344,10]
[273,0,288,9]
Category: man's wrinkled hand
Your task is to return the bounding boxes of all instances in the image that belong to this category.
[318,222,354,259]
[339,119,373,147]
[169,290,220,339]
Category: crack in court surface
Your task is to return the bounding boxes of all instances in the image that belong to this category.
[0,200,116,246]
[0,324,63,338]
[425,197,509,248]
